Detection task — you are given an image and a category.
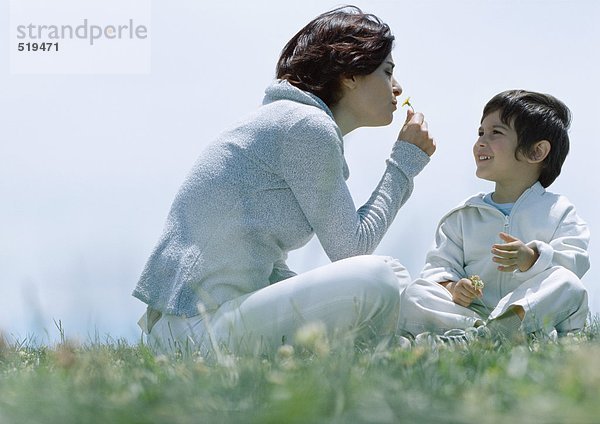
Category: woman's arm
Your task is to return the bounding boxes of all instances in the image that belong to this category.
[279,113,430,261]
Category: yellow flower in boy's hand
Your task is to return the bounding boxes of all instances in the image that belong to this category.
[468,275,485,290]
[401,97,414,111]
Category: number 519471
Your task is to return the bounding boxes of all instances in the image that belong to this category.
[18,42,59,52]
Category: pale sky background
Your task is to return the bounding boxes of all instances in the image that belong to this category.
[1,0,598,344]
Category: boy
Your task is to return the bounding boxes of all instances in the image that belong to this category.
[399,90,590,341]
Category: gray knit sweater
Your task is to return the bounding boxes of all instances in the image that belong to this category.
[133,80,430,317]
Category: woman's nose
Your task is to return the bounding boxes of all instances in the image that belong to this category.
[392,78,402,97]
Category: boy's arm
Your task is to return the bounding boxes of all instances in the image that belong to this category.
[515,204,590,281]
[422,212,487,307]
[491,232,540,273]
[440,279,483,307]
[420,214,466,284]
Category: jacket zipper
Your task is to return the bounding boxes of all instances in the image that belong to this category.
[498,214,510,300]
[496,187,531,305]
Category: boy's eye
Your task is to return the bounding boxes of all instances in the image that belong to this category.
[492,130,504,135]
[478,130,484,136]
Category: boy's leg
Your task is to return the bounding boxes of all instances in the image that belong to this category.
[398,278,484,336]
[489,266,588,334]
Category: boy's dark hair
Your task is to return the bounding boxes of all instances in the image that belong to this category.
[482,90,571,187]
[276,5,394,107]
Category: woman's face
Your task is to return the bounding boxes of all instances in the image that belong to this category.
[345,54,402,127]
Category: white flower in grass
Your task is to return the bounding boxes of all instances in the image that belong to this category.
[276,344,295,359]
[294,321,329,357]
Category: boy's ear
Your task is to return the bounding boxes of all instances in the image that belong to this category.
[528,140,551,163]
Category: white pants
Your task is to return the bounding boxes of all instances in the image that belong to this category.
[398,266,588,336]
[142,255,411,356]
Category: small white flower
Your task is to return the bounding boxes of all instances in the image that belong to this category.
[294,321,329,357]
[469,275,485,289]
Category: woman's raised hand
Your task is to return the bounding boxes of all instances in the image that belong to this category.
[398,109,436,157]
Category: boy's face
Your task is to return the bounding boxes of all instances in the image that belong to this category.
[474,110,535,186]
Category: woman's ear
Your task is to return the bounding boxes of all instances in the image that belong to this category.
[340,75,357,90]
[528,140,551,163]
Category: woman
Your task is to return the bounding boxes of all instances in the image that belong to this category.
[133,6,435,356]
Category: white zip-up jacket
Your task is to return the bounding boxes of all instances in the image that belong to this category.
[421,182,590,307]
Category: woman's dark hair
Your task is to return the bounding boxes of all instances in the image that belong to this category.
[276,5,394,106]
[482,90,571,188]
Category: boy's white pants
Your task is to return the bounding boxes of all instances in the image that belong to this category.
[398,266,588,336]
[141,255,411,356]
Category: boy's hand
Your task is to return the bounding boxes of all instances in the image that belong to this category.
[398,109,436,157]
[443,278,482,307]
[492,232,538,272]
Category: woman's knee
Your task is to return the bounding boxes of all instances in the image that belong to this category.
[343,255,408,295]
[323,256,405,319]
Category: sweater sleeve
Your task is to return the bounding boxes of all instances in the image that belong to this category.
[515,202,590,281]
[269,259,298,284]
[280,114,429,262]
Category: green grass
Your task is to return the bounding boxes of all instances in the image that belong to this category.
[1,318,599,424]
